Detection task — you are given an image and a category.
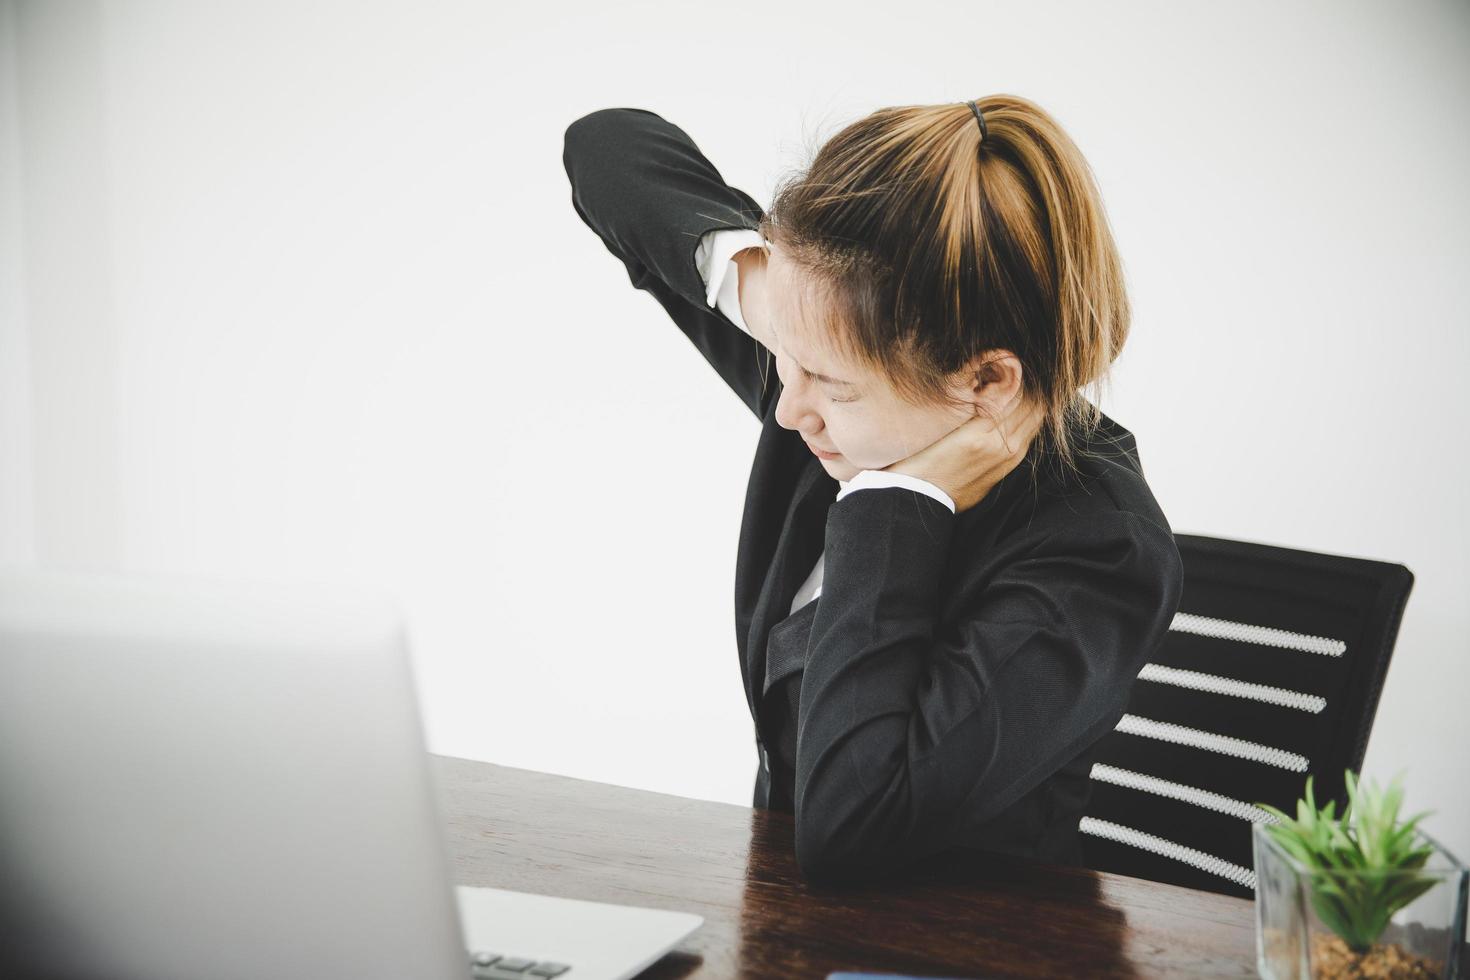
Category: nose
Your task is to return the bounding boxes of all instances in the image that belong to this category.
[774,378,824,440]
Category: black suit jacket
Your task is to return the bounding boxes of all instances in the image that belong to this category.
[563,107,1186,885]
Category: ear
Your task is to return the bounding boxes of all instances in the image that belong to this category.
[951,350,1025,420]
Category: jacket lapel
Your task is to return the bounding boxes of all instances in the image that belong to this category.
[744,454,835,728]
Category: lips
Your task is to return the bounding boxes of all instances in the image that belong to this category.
[806,442,840,457]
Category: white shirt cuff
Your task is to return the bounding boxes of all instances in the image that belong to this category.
[835,470,957,513]
[694,228,766,335]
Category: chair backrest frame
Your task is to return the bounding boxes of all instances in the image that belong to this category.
[1079,532,1415,898]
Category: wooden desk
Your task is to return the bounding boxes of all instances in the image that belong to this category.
[432,755,1258,979]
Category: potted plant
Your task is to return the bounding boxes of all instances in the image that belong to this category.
[1252,769,1467,979]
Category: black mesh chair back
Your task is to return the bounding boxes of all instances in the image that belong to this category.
[1079,533,1414,898]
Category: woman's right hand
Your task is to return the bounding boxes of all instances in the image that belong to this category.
[733,244,776,356]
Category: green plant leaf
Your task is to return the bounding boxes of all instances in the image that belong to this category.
[1275,768,1446,951]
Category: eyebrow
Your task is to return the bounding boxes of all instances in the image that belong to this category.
[804,367,856,387]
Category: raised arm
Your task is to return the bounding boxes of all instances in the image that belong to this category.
[563,108,775,419]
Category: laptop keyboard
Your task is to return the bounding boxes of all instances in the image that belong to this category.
[469,950,572,977]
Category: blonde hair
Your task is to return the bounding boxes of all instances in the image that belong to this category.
[757,93,1131,487]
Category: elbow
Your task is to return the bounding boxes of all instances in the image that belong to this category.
[792,745,925,886]
[562,108,659,225]
[793,770,863,884]
[794,807,901,887]
[795,821,857,886]
[563,107,615,154]
[562,108,622,187]
[792,770,974,885]
[562,107,652,169]
[563,109,614,182]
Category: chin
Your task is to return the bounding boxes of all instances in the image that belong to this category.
[819,457,861,480]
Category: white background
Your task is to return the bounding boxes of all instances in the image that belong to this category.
[3,0,1466,864]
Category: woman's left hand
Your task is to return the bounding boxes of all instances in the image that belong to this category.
[879,398,1047,513]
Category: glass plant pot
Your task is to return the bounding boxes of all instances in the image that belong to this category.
[1254,822,1468,979]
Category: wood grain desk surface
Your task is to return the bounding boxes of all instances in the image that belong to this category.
[431,754,1258,979]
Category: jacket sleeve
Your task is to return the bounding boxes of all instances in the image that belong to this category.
[792,487,1184,884]
[562,107,775,420]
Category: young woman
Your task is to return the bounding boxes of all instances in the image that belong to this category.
[561,95,1184,886]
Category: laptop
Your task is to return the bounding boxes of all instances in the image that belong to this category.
[0,567,703,980]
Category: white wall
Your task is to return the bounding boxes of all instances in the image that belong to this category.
[3,0,1467,862]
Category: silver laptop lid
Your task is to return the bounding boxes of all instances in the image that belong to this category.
[0,567,469,980]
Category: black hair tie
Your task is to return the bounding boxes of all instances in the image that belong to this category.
[966,99,988,142]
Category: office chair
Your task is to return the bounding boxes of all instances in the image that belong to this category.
[1078,532,1415,899]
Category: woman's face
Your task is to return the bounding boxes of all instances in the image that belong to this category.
[764,243,991,483]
